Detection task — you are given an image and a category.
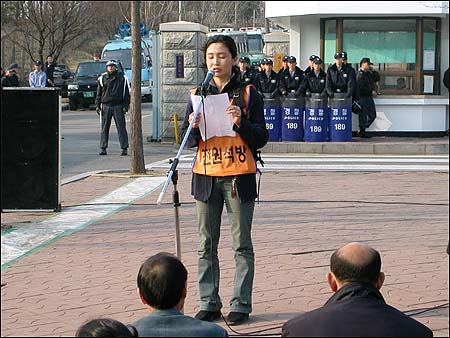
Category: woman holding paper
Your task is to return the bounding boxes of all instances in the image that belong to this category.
[181,35,268,326]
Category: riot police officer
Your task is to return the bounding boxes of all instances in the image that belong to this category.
[280,55,289,76]
[356,57,377,138]
[300,57,327,97]
[279,56,304,97]
[255,58,280,99]
[238,56,256,86]
[304,54,319,76]
[326,52,356,99]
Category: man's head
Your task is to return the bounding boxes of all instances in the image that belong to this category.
[7,63,19,74]
[282,55,289,69]
[334,52,344,67]
[106,60,118,74]
[309,54,318,67]
[327,242,385,292]
[360,57,373,71]
[312,57,323,72]
[287,56,297,71]
[239,56,250,72]
[34,60,42,71]
[47,55,54,64]
[137,252,188,311]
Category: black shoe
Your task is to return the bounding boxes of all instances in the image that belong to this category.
[195,310,222,322]
[99,149,107,155]
[226,312,249,325]
[121,149,127,156]
[361,133,372,139]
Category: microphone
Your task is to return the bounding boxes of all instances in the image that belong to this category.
[201,70,215,94]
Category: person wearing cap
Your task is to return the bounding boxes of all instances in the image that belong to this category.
[325,52,355,99]
[280,55,290,76]
[238,56,256,86]
[29,60,47,88]
[255,58,280,100]
[299,56,327,98]
[44,55,56,87]
[356,57,377,138]
[95,60,130,156]
[279,56,304,97]
[1,63,20,87]
[304,54,318,76]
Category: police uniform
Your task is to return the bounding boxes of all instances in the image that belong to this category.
[326,52,356,98]
[95,60,130,155]
[255,58,280,100]
[299,57,327,97]
[279,56,304,97]
[356,57,377,137]
[238,56,256,86]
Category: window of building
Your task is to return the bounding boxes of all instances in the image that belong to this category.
[321,17,441,95]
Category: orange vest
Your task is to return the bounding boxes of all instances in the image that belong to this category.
[192,85,256,176]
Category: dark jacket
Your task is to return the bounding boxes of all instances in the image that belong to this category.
[357,69,375,97]
[255,70,280,99]
[239,68,257,86]
[133,308,228,337]
[299,69,327,96]
[279,66,304,96]
[444,68,449,91]
[282,282,433,337]
[95,71,130,108]
[1,73,20,87]
[44,61,56,87]
[326,63,356,98]
[181,70,269,203]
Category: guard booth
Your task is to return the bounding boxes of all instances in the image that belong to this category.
[281,94,304,141]
[304,93,328,142]
[328,93,352,142]
[263,97,282,141]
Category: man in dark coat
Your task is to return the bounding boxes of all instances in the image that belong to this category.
[1,63,20,87]
[282,242,433,337]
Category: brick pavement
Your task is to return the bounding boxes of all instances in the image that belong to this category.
[1,170,449,337]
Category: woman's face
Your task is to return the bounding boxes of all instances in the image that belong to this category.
[206,42,236,81]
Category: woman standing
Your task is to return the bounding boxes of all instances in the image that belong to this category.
[181,35,268,326]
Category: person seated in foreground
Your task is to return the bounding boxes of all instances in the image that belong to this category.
[282,242,433,337]
[132,252,228,337]
[76,318,137,337]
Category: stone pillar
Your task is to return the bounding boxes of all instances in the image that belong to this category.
[159,21,209,141]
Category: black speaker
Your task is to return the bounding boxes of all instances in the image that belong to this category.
[1,88,61,211]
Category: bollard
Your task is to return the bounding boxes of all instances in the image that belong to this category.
[173,113,180,144]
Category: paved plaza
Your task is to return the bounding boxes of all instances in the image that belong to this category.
[1,168,449,337]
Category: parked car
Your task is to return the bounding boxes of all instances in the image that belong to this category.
[67,59,124,110]
[54,64,71,98]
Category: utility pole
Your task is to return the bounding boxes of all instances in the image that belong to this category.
[179,1,182,21]
[130,1,146,174]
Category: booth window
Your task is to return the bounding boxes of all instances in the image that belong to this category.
[321,17,441,95]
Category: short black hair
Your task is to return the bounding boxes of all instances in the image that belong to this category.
[330,247,381,284]
[75,318,135,337]
[137,252,188,309]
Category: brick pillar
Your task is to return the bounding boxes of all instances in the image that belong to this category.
[159,21,208,141]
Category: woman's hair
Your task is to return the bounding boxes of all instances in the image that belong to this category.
[75,318,137,337]
[203,34,238,60]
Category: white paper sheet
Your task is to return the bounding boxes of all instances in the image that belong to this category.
[191,93,235,141]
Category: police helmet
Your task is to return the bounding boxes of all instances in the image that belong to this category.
[106,60,118,67]
[282,56,289,62]
[287,56,296,63]
[334,52,344,59]
[309,54,318,61]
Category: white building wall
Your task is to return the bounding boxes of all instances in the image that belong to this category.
[440,15,449,94]
[266,1,449,17]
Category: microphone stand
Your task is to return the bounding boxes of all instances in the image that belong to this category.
[157,87,208,259]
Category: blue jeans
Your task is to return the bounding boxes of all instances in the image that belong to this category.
[196,176,255,314]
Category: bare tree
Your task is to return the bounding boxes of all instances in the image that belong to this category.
[3,1,93,63]
[130,0,145,174]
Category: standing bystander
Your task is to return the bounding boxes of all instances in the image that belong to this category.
[1,63,20,87]
[356,57,377,138]
[44,55,56,87]
[29,60,47,88]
